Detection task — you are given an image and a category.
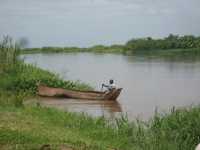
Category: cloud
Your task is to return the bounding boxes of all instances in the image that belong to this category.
[1,0,199,18]
[107,0,200,15]
[0,0,200,47]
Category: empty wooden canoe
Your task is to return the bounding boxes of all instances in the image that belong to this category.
[37,85,122,101]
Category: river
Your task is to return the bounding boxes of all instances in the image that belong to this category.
[22,53,200,120]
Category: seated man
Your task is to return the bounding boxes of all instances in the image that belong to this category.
[102,79,116,91]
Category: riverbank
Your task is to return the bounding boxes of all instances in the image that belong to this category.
[22,34,200,55]
[21,45,125,54]
[1,37,200,149]
[22,46,200,63]
[22,46,200,55]
[1,93,200,150]
[1,60,200,150]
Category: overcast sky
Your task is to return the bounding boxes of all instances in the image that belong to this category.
[0,0,200,47]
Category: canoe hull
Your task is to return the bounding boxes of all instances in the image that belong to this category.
[38,85,122,101]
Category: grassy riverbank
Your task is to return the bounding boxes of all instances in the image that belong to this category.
[22,34,200,55]
[0,63,91,94]
[0,36,92,104]
[22,45,125,54]
[22,46,200,56]
[1,37,200,150]
[1,97,200,150]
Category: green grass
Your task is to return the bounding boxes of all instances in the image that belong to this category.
[1,102,200,150]
[0,104,127,150]
[0,36,91,94]
[0,63,92,94]
[22,45,125,54]
[0,36,20,73]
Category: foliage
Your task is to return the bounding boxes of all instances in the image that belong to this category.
[125,34,200,52]
[22,44,125,54]
[0,36,21,73]
[0,63,91,94]
[0,36,92,95]
[21,34,200,54]
[0,102,200,150]
[146,107,200,150]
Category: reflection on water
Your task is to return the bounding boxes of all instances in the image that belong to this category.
[22,53,200,120]
[38,97,122,119]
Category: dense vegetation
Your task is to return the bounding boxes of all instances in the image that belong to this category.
[0,36,91,94]
[1,36,200,150]
[125,34,200,52]
[22,44,124,54]
[1,96,200,150]
[22,34,200,54]
[0,36,92,108]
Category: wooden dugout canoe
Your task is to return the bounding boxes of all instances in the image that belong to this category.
[37,85,122,101]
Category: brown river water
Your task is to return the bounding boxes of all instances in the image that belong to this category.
[22,53,200,120]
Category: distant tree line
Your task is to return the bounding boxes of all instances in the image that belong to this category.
[24,44,124,53]
[24,34,200,53]
[124,34,200,51]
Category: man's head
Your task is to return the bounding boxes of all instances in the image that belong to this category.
[109,79,114,84]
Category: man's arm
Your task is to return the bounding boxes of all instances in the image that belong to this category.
[102,84,109,88]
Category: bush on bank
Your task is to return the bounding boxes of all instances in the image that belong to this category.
[1,63,92,94]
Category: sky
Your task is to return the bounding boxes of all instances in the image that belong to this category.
[0,0,200,47]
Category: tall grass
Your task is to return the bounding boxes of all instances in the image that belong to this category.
[0,36,92,96]
[0,104,200,150]
[4,63,92,93]
[0,36,21,73]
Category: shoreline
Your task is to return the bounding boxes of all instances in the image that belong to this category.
[21,47,200,56]
[0,60,199,150]
[1,37,200,150]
